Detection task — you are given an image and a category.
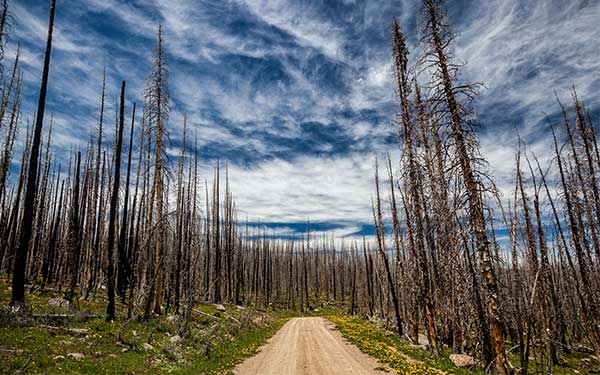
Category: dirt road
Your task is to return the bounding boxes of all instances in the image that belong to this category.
[233,317,388,375]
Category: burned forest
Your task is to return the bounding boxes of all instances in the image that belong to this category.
[1,0,599,374]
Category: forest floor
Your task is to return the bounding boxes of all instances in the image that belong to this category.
[0,279,598,374]
[0,280,292,374]
[327,315,600,375]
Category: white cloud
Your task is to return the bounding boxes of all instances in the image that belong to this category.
[6,0,599,243]
[242,0,346,60]
[455,0,600,121]
[206,153,381,225]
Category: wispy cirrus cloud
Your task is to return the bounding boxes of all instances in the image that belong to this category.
[6,0,600,240]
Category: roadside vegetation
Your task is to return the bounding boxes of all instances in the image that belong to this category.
[329,315,450,375]
[0,280,290,374]
[329,315,600,375]
[367,1,600,374]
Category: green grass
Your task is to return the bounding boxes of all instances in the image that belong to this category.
[328,315,600,375]
[327,315,483,375]
[0,315,289,374]
[0,280,289,374]
[506,346,600,374]
[2,281,597,375]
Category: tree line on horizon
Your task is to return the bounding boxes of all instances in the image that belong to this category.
[0,1,599,375]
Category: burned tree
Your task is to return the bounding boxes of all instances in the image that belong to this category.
[143,25,170,316]
[10,0,56,310]
[106,81,126,320]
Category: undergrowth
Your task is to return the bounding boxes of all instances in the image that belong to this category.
[0,281,289,374]
[327,315,481,375]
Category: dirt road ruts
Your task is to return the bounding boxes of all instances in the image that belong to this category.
[234,317,388,375]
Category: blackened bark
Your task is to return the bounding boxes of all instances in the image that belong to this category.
[117,102,136,301]
[11,0,56,308]
[106,81,126,320]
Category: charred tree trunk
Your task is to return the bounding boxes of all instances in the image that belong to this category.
[64,152,82,303]
[117,101,136,302]
[421,1,507,371]
[374,162,404,336]
[106,81,126,320]
[11,0,56,309]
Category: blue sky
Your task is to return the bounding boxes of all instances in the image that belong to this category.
[8,0,600,241]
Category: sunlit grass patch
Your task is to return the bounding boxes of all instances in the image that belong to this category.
[327,315,481,375]
[0,281,289,374]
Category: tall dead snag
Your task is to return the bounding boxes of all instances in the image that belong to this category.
[515,145,540,373]
[106,81,126,320]
[5,121,32,271]
[64,151,82,303]
[391,17,438,354]
[363,237,374,317]
[552,116,600,357]
[173,117,186,313]
[143,25,170,315]
[349,244,357,315]
[373,161,404,336]
[533,152,572,351]
[420,0,508,371]
[302,225,310,311]
[224,167,235,303]
[43,174,63,285]
[30,118,54,282]
[204,178,211,299]
[212,163,221,303]
[85,72,106,299]
[10,0,56,309]
[572,91,600,259]
[127,111,146,318]
[117,101,136,301]
[0,48,22,206]
[525,152,562,370]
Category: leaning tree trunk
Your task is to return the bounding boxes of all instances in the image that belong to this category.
[11,0,56,309]
[374,162,404,336]
[391,17,438,353]
[422,1,508,371]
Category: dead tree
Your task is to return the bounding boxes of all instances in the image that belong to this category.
[142,25,170,315]
[392,17,439,354]
[85,72,106,299]
[552,113,600,357]
[419,1,508,371]
[373,161,404,336]
[117,101,136,301]
[106,81,126,320]
[64,151,82,303]
[10,0,56,310]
